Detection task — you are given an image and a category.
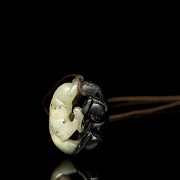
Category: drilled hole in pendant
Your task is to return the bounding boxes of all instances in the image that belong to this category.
[69,130,80,140]
[69,112,75,121]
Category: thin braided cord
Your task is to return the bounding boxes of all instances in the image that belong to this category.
[109,100,180,122]
[108,96,180,103]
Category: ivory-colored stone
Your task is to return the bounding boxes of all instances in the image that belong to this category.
[49,79,84,154]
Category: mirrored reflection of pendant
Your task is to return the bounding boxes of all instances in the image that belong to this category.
[50,158,102,180]
[48,75,108,155]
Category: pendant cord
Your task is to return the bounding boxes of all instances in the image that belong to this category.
[108,96,180,122]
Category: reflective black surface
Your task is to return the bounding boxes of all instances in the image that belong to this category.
[10,15,180,178]
[29,61,179,179]
[37,114,180,179]
[11,58,179,180]
[13,58,180,180]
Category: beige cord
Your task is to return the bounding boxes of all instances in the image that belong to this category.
[108,96,180,103]
[109,100,180,122]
